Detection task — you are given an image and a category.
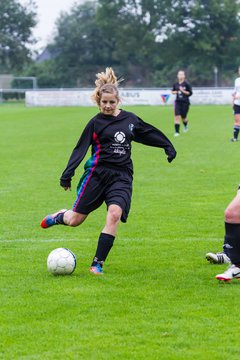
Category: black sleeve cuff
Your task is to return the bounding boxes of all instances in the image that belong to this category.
[60,178,71,188]
[167,150,177,163]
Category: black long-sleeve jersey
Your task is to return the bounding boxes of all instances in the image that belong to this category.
[60,110,176,187]
[172,81,192,104]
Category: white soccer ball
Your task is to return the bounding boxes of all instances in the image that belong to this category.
[47,248,76,275]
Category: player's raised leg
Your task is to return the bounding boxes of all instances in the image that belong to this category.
[41,209,87,228]
[90,204,122,275]
[216,191,240,281]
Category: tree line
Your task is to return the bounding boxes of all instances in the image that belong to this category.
[1,0,240,87]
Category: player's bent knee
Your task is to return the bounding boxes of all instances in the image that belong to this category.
[225,208,232,222]
[108,206,122,224]
[68,213,86,227]
[68,220,79,227]
[225,207,238,223]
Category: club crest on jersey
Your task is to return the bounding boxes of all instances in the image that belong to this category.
[114,131,126,144]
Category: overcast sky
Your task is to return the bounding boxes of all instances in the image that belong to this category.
[19,0,79,51]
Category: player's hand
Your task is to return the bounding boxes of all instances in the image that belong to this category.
[60,178,71,189]
[167,151,177,163]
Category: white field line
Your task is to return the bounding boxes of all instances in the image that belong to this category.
[0,237,222,243]
[0,238,82,243]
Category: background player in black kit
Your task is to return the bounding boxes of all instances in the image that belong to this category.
[172,70,192,137]
[41,67,177,275]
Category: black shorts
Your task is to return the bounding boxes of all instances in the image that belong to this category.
[72,165,133,223]
[233,104,240,115]
[175,101,190,118]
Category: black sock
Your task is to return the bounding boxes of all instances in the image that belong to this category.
[91,233,115,267]
[175,124,180,133]
[233,126,240,140]
[223,222,240,265]
[55,211,67,225]
[183,120,188,128]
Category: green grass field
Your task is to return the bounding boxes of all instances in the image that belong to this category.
[1,103,240,360]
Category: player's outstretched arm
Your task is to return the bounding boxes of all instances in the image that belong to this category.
[60,119,94,188]
[133,117,177,163]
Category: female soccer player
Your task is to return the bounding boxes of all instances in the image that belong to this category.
[172,70,192,137]
[206,185,240,281]
[231,66,240,142]
[41,68,177,275]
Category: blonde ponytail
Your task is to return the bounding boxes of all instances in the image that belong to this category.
[91,67,122,105]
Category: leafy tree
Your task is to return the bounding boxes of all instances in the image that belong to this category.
[96,0,157,85]
[29,0,240,87]
[152,0,240,85]
[89,0,240,86]
[0,0,37,73]
[22,60,61,88]
[39,0,162,86]
[46,1,111,87]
